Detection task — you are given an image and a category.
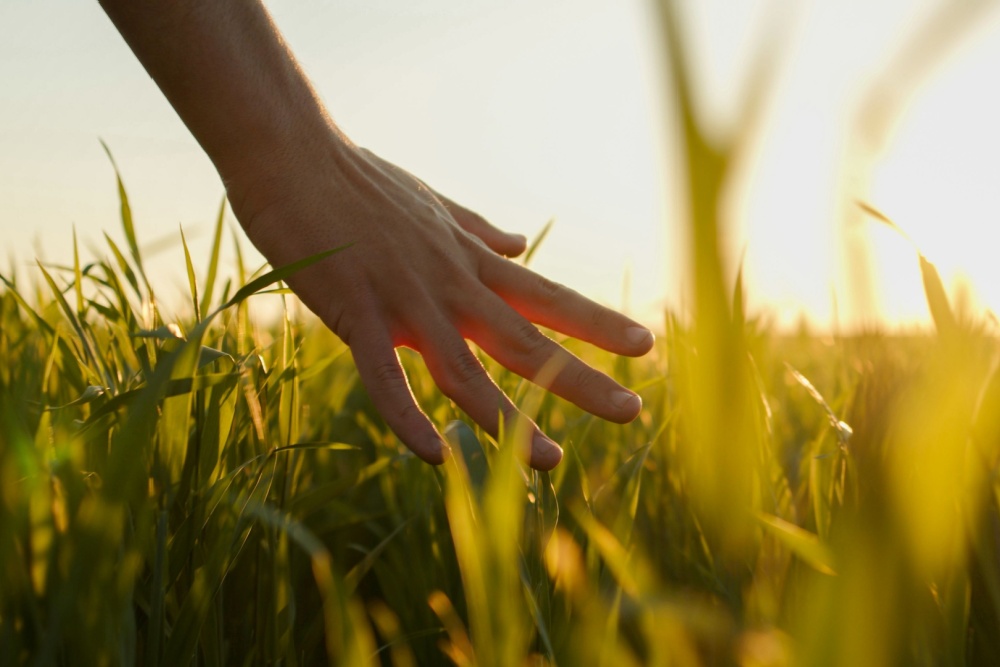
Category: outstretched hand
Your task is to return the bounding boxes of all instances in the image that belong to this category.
[227,141,654,470]
[98,0,654,469]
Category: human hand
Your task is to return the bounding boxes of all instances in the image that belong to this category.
[227,137,654,470]
[97,0,652,469]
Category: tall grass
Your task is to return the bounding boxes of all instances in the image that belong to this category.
[4,1,1000,664]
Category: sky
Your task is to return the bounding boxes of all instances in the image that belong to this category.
[2,0,1000,331]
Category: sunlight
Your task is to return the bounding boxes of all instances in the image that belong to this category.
[8,2,1000,663]
[722,0,1000,330]
[869,18,1000,326]
[1,0,999,332]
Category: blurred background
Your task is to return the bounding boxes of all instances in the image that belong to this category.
[2,0,999,330]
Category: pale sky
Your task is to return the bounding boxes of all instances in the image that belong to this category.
[2,0,1000,331]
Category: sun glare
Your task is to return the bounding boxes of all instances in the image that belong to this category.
[1,1,999,332]
[868,19,1000,327]
[722,0,1000,331]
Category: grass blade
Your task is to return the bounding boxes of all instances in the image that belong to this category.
[180,226,200,322]
[214,245,350,315]
[919,254,957,337]
[36,261,97,369]
[757,512,836,575]
[857,201,957,336]
[523,218,554,266]
[73,226,84,316]
[201,196,227,320]
[100,140,144,278]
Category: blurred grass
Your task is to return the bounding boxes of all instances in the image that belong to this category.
[5,177,1000,666]
[0,176,1000,665]
[11,207,1000,665]
[4,0,1000,664]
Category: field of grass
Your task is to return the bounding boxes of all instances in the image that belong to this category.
[4,173,1000,665]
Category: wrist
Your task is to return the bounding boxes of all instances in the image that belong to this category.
[221,120,359,242]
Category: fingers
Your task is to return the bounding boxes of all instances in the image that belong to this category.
[348,323,450,465]
[479,256,655,357]
[415,319,564,471]
[365,148,527,257]
[462,290,643,424]
[358,147,525,257]
[433,193,528,258]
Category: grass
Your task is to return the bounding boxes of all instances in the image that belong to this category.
[4,178,1000,665]
[5,1,1000,664]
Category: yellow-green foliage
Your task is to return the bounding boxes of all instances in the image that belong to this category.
[4,1,1000,664]
[3,178,1000,666]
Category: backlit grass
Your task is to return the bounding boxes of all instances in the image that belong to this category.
[5,1,1000,663]
[3,183,1000,664]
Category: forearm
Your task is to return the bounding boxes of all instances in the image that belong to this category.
[98,0,349,186]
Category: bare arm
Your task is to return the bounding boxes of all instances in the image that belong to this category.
[98,0,654,470]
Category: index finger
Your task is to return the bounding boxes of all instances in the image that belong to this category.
[478,255,655,357]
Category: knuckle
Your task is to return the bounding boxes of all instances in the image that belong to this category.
[455,227,491,256]
[536,275,563,301]
[499,404,521,426]
[448,349,486,387]
[590,305,607,329]
[372,361,407,388]
[511,319,548,357]
[570,365,599,392]
[396,401,425,425]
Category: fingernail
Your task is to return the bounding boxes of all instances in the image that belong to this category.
[612,389,641,413]
[532,432,564,466]
[626,326,654,348]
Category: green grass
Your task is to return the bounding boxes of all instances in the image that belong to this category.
[4,182,1000,665]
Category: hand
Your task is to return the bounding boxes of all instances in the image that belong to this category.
[227,137,654,470]
[97,0,653,469]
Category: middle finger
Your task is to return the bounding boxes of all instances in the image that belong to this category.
[459,289,642,424]
[414,315,564,470]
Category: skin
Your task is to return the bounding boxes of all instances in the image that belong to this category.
[98,0,655,470]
